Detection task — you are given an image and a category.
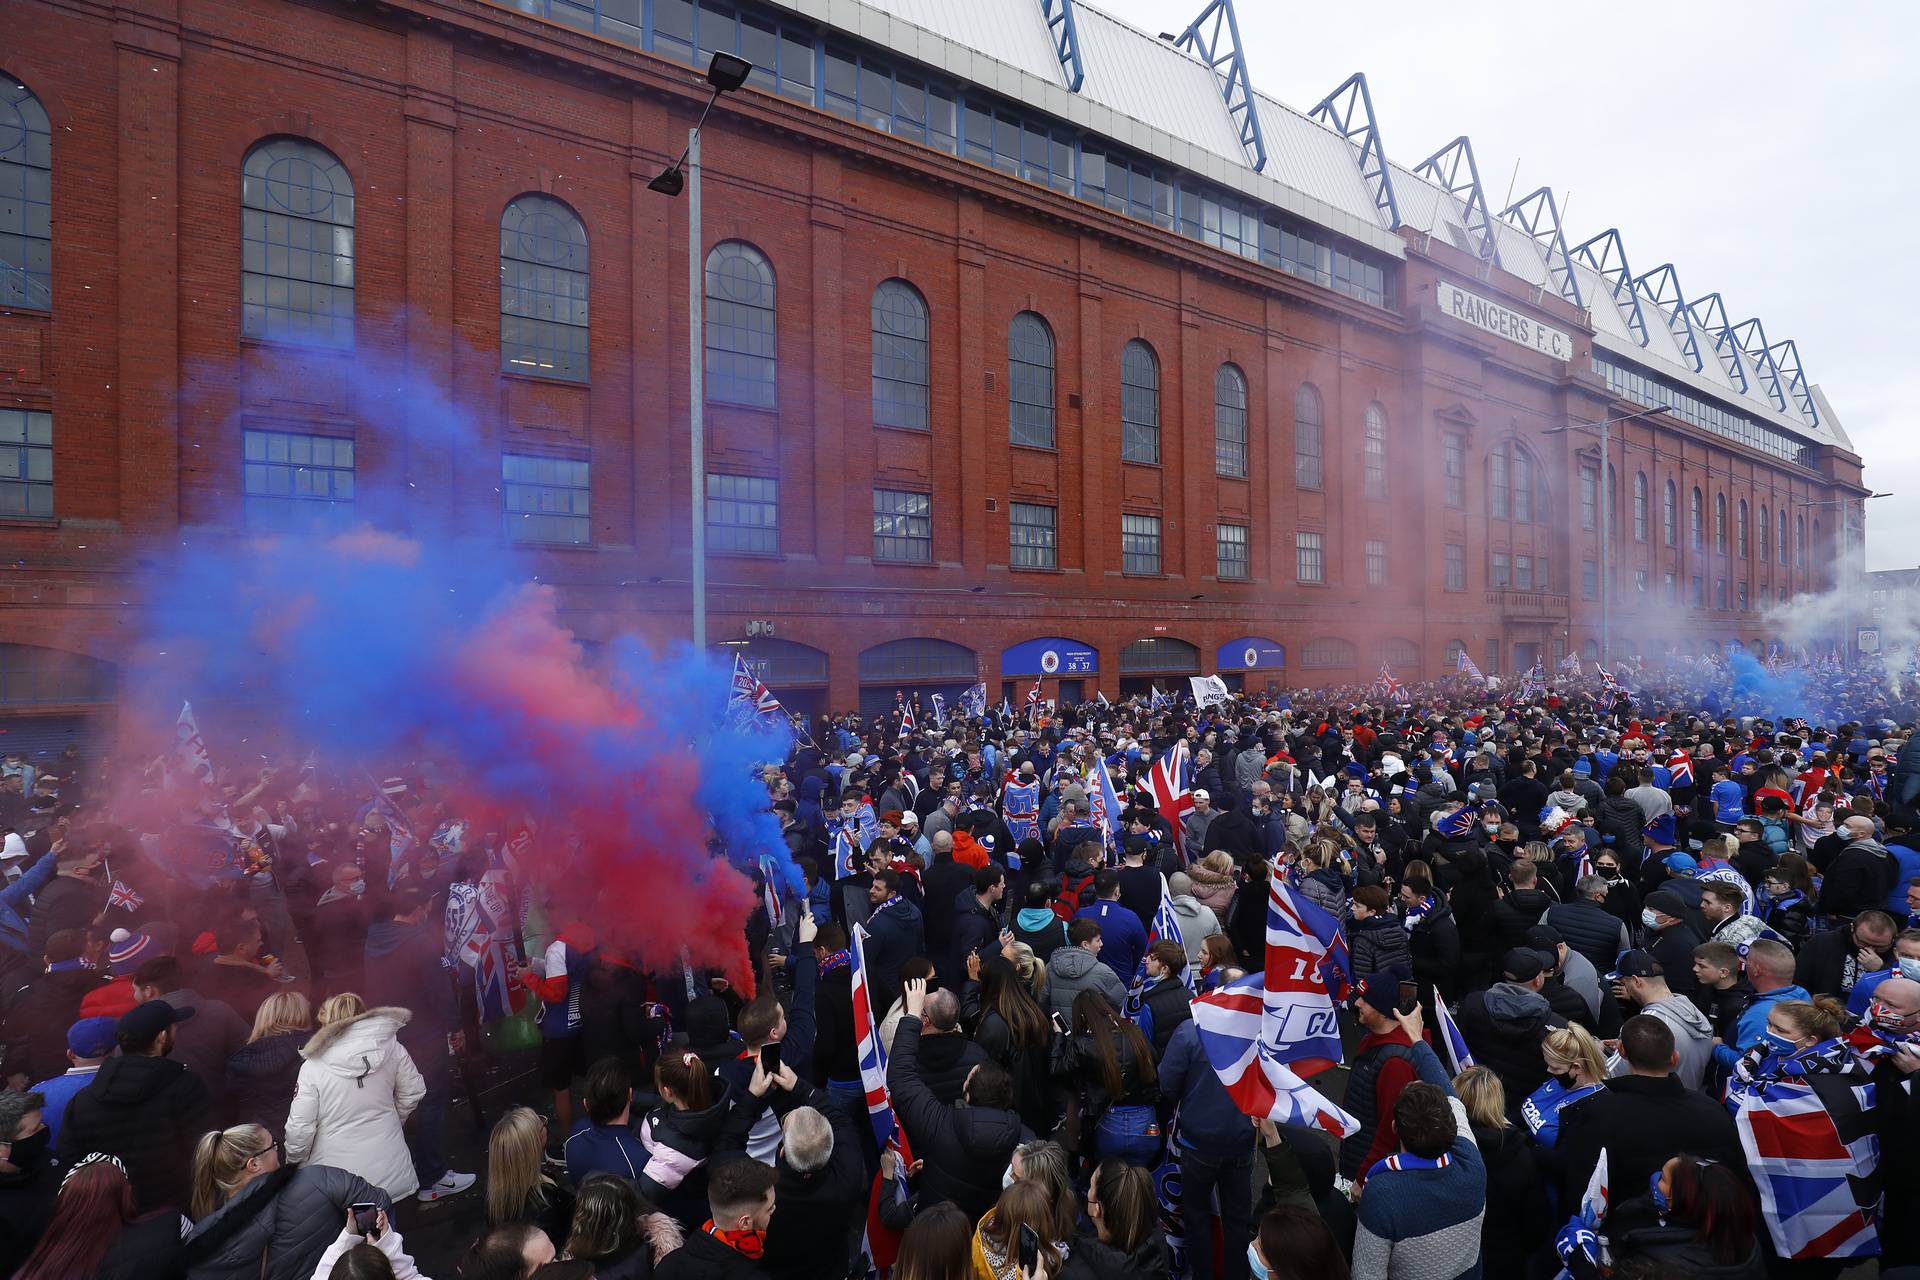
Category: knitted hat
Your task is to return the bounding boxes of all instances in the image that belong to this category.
[1351,978,1400,1019]
[1642,813,1678,846]
[1644,888,1688,920]
[107,929,156,977]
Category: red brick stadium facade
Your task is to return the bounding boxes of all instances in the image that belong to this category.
[0,0,1868,735]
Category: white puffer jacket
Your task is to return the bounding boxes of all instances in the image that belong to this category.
[284,1006,426,1199]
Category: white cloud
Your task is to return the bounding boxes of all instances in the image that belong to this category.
[1092,0,1916,568]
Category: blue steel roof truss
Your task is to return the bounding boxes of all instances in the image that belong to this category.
[1041,0,1086,92]
[1633,263,1704,373]
[1500,187,1583,308]
[1766,338,1819,426]
[1686,293,1747,394]
[1173,0,1268,172]
[1570,228,1649,348]
[1730,317,1788,413]
[1310,72,1400,228]
[1414,137,1500,269]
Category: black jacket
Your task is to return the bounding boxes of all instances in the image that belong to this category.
[1,964,107,1085]
[1488,887,1556,955]
[1407,900,1463,1000]
[225,1030,309,1139]
[654,1228,769,1280]
[1644,920,1705,999]
[181,1163,390,1280]
[946,888,1001,989]
[1349,913,1412,983]
[1820,838,1898,921]
[0,1158,57,1278]
[1459,983,1567,1107]
[1795,926,1887,1000]
[23,872,102,960]
[812,963,857,1084]
[1556,1073,1745,1212]
[1609,1212,1766,1278]
[1057,1229,1170,1280]
[1473,1121,1553,1277]
[56,1052,212,1212]
[96,1211,189,1280]
[719,1085,864,1280]
[1593,796,1647,868]
[920,855,975,962]
[887,1013,1029,1221]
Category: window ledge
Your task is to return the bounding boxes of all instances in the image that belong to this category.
[875,421,933,437]
[239,334,355,354]
[704,398,781,417]
[508,540,598,552]
[1008,565,1066,574]
[1122,459,1164,471]
[1010,442,1059,456]
[0,516,59,530]
[500,370,591,388]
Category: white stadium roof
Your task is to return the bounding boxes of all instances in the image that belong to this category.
[761,0,1844,452]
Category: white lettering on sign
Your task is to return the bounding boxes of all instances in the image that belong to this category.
[1435,280,1574,362]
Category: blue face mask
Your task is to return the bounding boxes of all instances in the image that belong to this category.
[1247,1244,1269,1280]
[1760,1030,1798,1056]
[1648,1170,1668,1212]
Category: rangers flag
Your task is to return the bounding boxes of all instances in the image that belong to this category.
[850,923,915,1160]
[1191,973,1357,1135]
[1136,740,1194,825]
[1730,1064,1881,1259]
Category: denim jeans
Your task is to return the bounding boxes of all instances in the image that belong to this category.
[403,1034,451,1188]
[1178,1140,1255,1280]
[1094,1104,1162,1167]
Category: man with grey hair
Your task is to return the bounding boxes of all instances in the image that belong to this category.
[0,1088,54,1271]
[913,987,990,1105]
[1544,875,1632,975]
[715,1058,864,1277]
[1821,814,1897,922]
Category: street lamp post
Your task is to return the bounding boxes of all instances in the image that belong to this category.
[649,52,753,653]
[1546,404,1671,664]
[1795,491,1892,664]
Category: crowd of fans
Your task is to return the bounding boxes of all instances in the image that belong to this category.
[0,667,1916,1280]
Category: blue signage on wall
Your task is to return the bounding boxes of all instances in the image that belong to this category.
[1218,636,1286,670]
[1001,637,1099,677]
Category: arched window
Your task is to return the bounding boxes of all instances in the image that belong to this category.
[1374,637,1419,670]
[0,644,117,706]
[1582,639,1600,662]
[1214,363,1248,478]
[1294,384,1323,490]
[871,279,929,430]
[1363,403,1388,500]
[1120,340,1160,464]
[1795,515,1805,567]
[1444,639,1466,669]
[1007,311,1055,449]
[1119,637,1199,674]
[499,195,589,381]
[1690,487,1703,549]
[1488,448,1509,518]
[1633,472,1648,541]
[1737,499,1749,558]
[1778,509,1789,566]
[857,637,977,683]
[0,76,51,308]
[1759,504,1770,560]
[1714,493,1727,552]
[242,137,355,344]
[1663,480,1678,547]
[1513,449,1534,522]
[704,241,776,407]
[1300,637,1355,670]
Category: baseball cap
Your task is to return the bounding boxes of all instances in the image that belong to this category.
[1524,924,1564,954]
[1662,851,1699,874]
[1645,888,1688,919]
[1191,789,1210,802]
[1606,949,1664,981]
[66,1016,117,1058]
[1501,949,1545,982]
[117,998,195,1047]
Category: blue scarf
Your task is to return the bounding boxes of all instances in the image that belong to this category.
[1367,1151,1452,1178]
[818,949,851,977]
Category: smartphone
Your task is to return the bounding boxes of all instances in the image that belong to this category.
[350,1202,381,1240]
[760,1039,782,1078]
[1396,981,1419,1016]
[1017,1223,1041,1277]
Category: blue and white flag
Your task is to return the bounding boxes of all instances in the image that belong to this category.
[929,693,946,730]
[1148,873,1195,992]
[1432,988,1475,1073]
[1002,779,1041,847]
[1192,973,1357,1135]
[962,682,987,719]
[1089,751,1126,856]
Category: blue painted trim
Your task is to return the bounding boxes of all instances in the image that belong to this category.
[1041,0,1086,92]
[1175,0,1269,173]
[1633,263,1704,373]
[1685,293,1747,394]
[1413,136,1500,268]
[1570,228,1650,348]
[1310,72,1400,229]
[1730,318,1788,413]
[1499,187,1582,308]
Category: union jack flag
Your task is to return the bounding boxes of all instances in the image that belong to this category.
[1191,973,1357,1135]
[1558,652,1583,676]
[898,701,914,739]
[1668,751,1695,790]
[108,879,143,912]
[1375,666,1408,705]
[850,923,914,1161]
[1730,1060,1881,1259]
[729,654,783,723]
[1266,870,1352,1034]
[1135,740,1193,825]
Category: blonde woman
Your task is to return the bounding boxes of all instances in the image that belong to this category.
[228,990,313,1139]
[1452,1065,1552,1276]
[969,1180,1065,1280]
[284,994,425,1200]
[179,1123,390,1278]
[1520,1024,1609,1148]
[486,1106,574,1245]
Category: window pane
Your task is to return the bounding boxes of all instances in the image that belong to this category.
[706,473,778,554]
[243,428,355,532]
[500,194,590,382]
[503,452,591,545]
[241,138,356,345]
[705,242,777,407]
[1009,501,1057,570]
[1008,312,1055,449]
[871,280,929,430]
[1120,340,1159,464]
[873,488,932,562]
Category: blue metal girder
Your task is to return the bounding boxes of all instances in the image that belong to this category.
[1686,293,1747,393]
[1311,72,1399,228]
[1501,187,1583,308]
[1570,228,1649,347]
[1731,317,1788,412]
[1414,137,1500,268]
[1041,0,1085,92]
[1633,263,1703,373]
[1766,338,1819,425]
[1174,0,1268,172]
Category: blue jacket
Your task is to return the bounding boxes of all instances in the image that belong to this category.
[1710,779,1746,826]
[862,895,924,990]
[1712,984,1809,1069]
[1074,900,1148,985]
[0,852,56,955]
[563,1117,649,1187]
[1886,837,1920,914]
[1157,1017,1253,1154]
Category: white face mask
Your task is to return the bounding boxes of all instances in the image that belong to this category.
[1899,957,1920,982]
[1002,1164,1017,1190]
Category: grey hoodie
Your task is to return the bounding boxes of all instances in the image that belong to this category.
[1046,944,1128,1019]
[1609,993,1714,1090]
[1166,894,1220,965]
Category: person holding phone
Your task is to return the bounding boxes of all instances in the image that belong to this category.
[306,1203,426,1279]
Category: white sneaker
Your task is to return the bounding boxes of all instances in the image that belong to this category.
[416,1171,477,1203]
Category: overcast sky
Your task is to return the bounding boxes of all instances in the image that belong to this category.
[1095,0,1917,570]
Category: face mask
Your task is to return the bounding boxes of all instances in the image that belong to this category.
[1483,823,1500,834]
[1900,958,1920,982]
[1553,1070,1577,1089]
[1648,1170,1668,1213]
[5,1127,48,1172]
[1641,908,1662,929]
[347,880,366,896]
[1002,1164,1017,1190]
[1246,1244,1270,1280]
[1759,1030,1798,1056]
[1599,867,1621,881]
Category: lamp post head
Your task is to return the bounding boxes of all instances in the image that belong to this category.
[706,52,752,93]
[647,167,685,198]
